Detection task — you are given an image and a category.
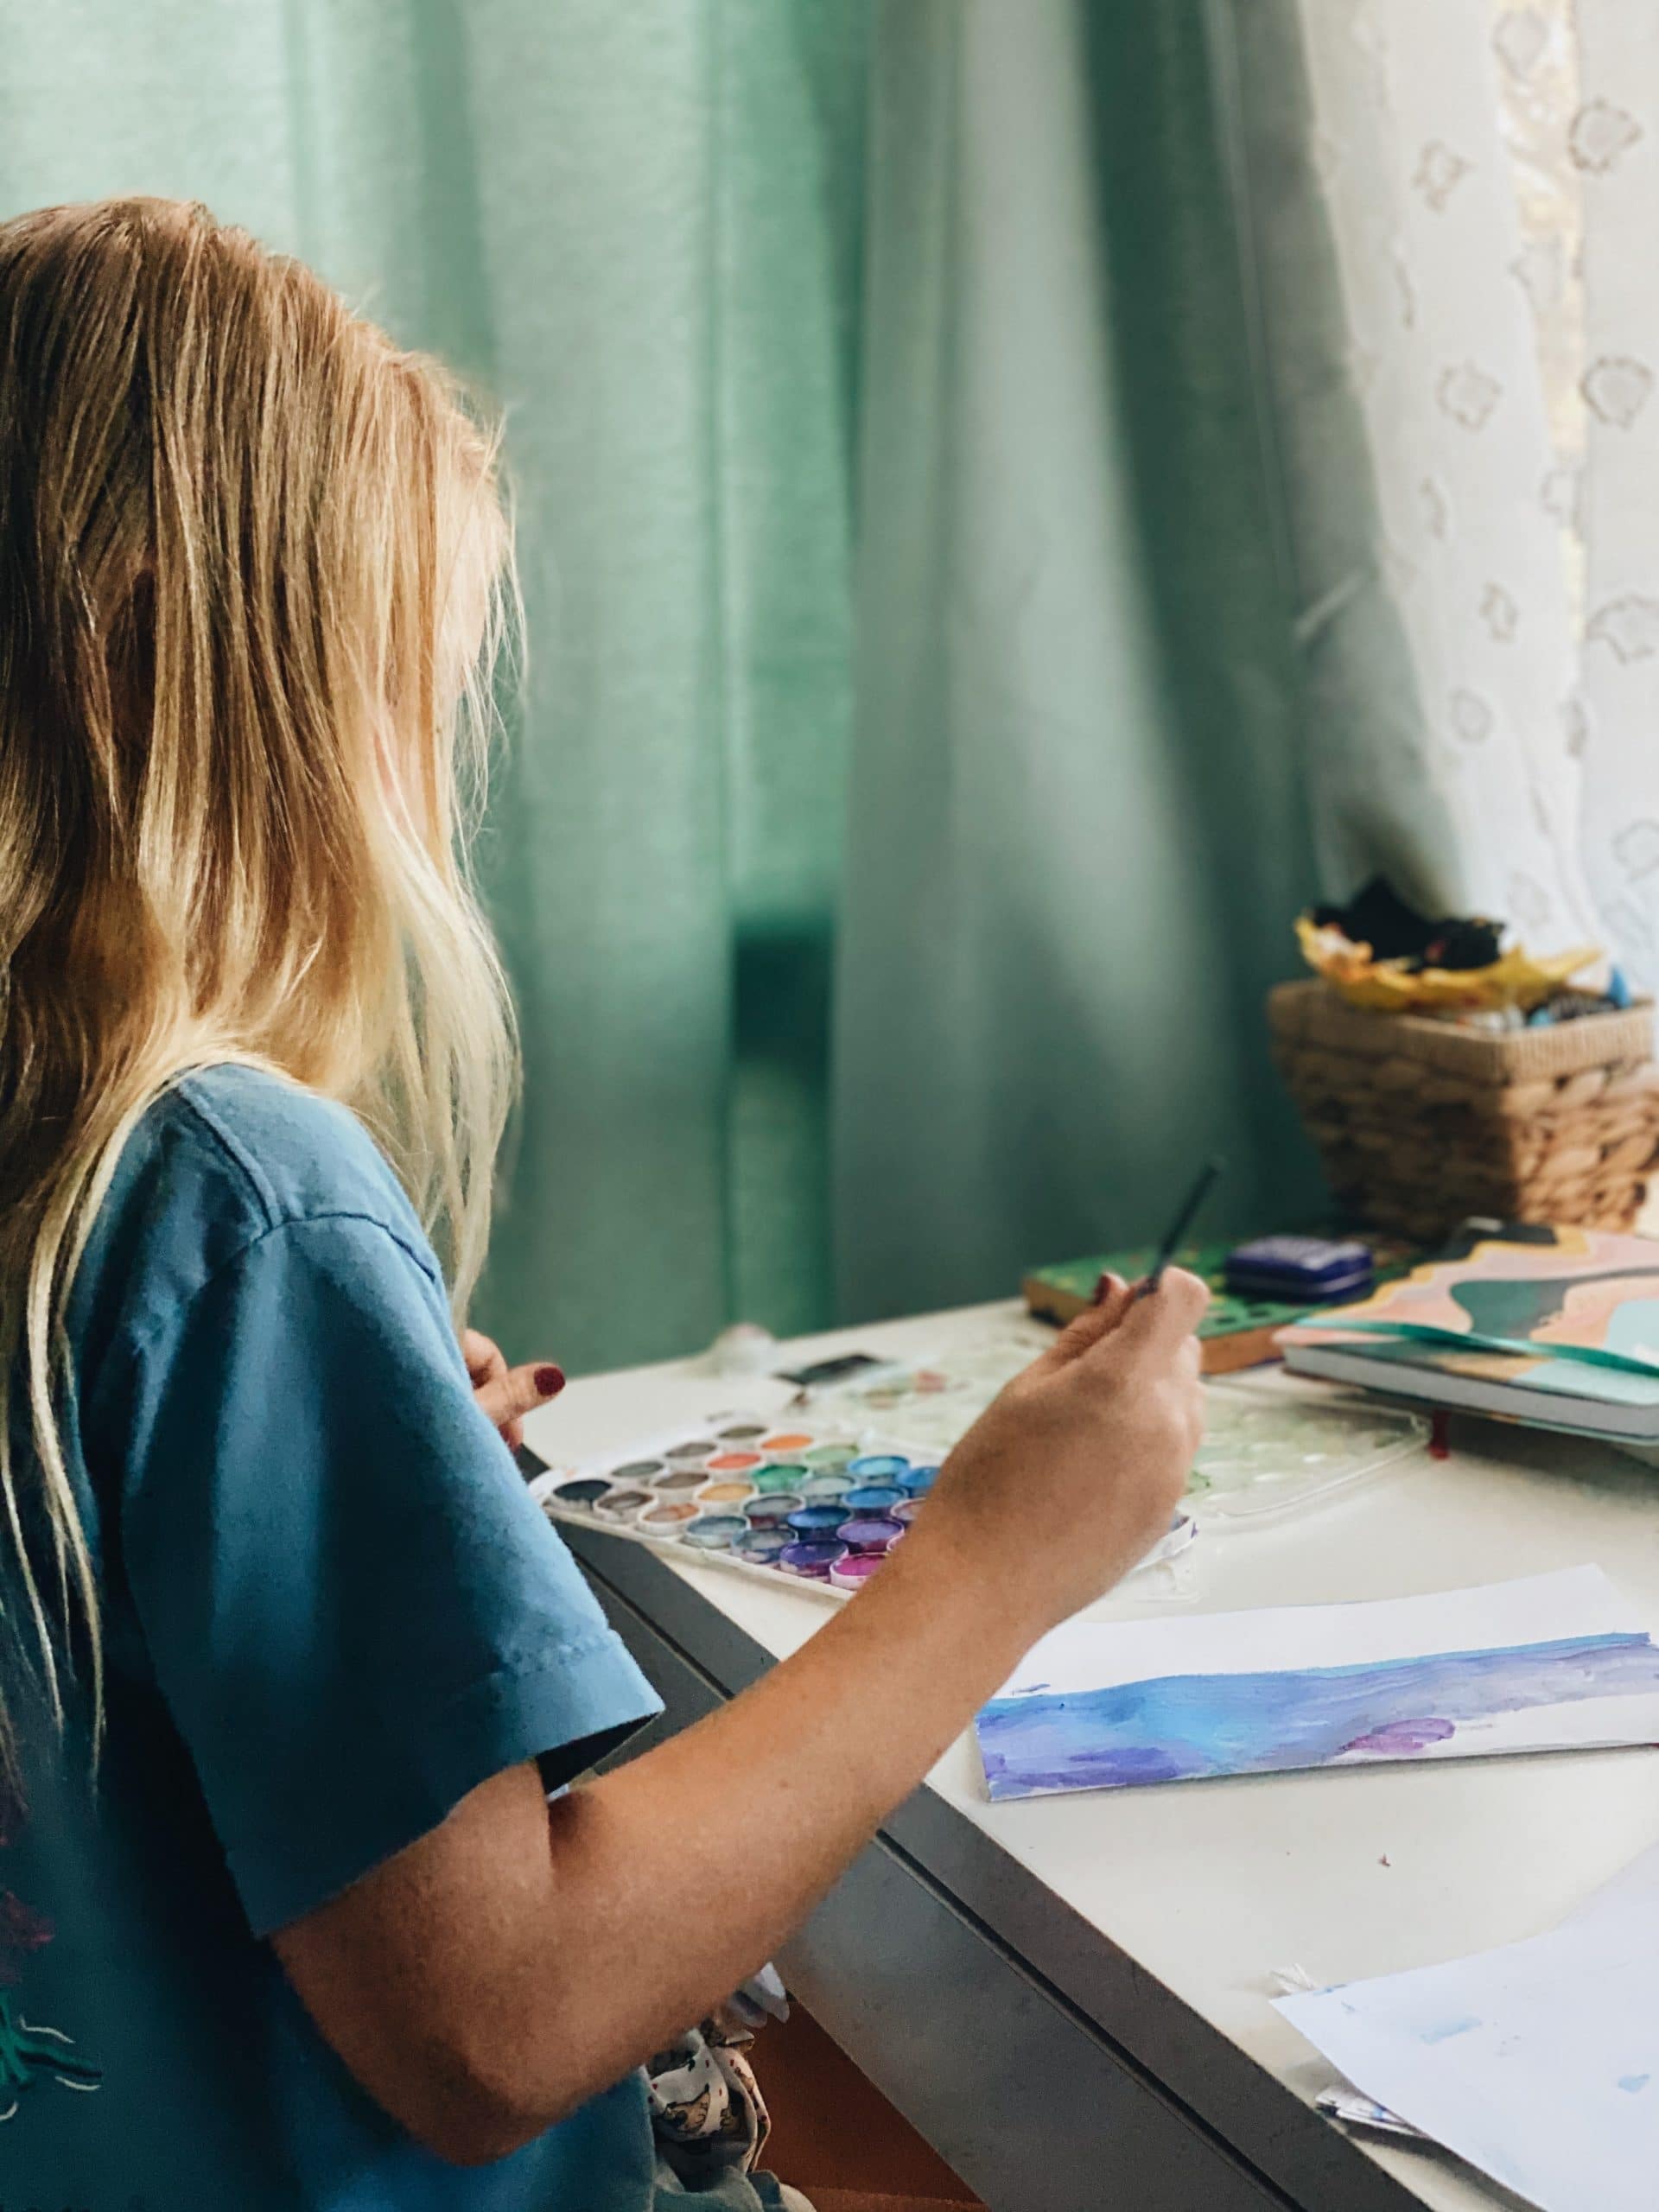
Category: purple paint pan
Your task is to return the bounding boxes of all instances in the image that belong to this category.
[842,1484,904,1513]
[830,1553,885,1590]
[892,1499,925,1524]
[779,1539,849,1580]
[836,1515,904,1554]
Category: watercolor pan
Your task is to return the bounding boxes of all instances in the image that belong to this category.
[830,1554,885,1590]
[684,1515,748,1551]
[734,1528,790,1562]
[550,1477,611,1508]
[705,1452,763,1473]
[798,1474,852,1503]
[741,1494,802,1528]
[638,1502,699,1536]
[779,1539,848,1579]
[695,1480,755,1507]
[785,1504,849,1536]
[594,1487,652,1522]
[753,1464,809,1493]
[897,1465,939,1496]
[837,1515,904,1554]
[652,1467,706,1495]
[802,1442,858,1469]
[842,1484,904,1513]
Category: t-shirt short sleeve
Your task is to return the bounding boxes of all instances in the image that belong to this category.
[112,1211,662,1938]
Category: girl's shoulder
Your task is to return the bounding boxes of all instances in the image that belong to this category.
[77,1067,439,1350]
[159,1065,419,1245]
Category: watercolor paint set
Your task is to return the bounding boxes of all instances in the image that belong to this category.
[532,1408,1196,1604]
[533,1412,940,1600]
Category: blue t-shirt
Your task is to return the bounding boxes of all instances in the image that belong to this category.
[0,1067,753,2209]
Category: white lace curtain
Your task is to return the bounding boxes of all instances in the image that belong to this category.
[1268,0,1659,984]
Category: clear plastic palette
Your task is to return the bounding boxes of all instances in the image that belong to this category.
[804,1330,1052,1456]
[1185,1384,1429,1525]
[804,1334,1431,1527]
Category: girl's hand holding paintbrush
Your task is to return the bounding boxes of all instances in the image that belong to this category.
[900,1263,1210,1642]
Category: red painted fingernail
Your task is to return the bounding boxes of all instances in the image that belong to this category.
[1093,1273,1112,1306]
[535,1364,566,1397]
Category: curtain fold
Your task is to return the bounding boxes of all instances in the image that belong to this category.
[832,0,1325,1321]
[1238,0,1659,986]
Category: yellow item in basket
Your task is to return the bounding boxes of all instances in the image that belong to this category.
[1296,915,1599,1015]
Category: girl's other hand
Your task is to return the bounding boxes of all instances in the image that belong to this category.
[907,1268,1208,1642]
[461,1328,565,1452]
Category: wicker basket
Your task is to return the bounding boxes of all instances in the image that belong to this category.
[1268,980,1659,1244]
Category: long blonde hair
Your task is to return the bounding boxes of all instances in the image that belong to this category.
[0,197,518,1756]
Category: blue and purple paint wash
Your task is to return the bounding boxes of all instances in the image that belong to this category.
[977,1617,1659,1802]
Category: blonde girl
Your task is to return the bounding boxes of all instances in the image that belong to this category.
[0,197,1205,2210]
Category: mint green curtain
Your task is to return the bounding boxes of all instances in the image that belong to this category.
[0,0,868,1372]
[834,1,1325,1317]
[1,2,1339,1365]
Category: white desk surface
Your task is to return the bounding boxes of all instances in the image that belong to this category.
[524,1300,1659,2212]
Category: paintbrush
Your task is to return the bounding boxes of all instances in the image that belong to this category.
[1136,1157,1225,1299]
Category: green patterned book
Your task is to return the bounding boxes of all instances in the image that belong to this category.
[1022,1235,1420,1374]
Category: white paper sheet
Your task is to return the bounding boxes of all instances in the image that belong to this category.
[977,1568,1659,1801]
[1278,1843,1659,2212]
[996,1567,1649,1698]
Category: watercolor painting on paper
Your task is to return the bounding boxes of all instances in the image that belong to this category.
[976,1568,1659,1802]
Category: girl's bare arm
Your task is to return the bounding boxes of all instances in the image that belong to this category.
[273,1272,1206,2164]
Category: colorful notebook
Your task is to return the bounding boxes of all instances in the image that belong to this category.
[1281,1224,1659,1442]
